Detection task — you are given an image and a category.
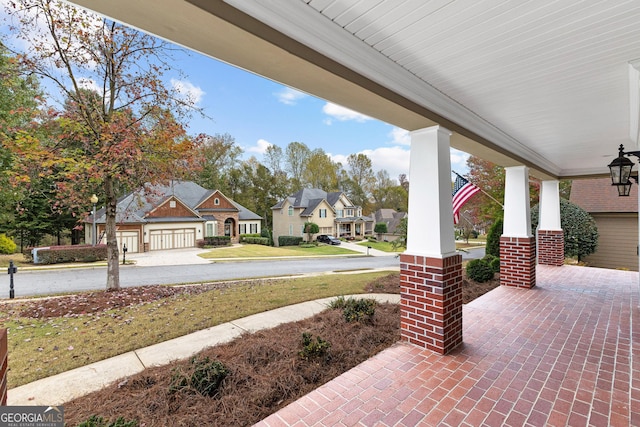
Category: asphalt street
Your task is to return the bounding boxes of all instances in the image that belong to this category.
[4,256,400,298]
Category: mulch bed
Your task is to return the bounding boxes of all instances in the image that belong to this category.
[6,272,499,426]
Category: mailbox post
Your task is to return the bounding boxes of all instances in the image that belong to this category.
[7,260,17,299]
[122,243,128,265]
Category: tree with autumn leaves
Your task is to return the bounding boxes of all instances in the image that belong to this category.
[1,0,203,289]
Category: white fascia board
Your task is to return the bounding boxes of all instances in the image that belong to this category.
[225,0,561,176]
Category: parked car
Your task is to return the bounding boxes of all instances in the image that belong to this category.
[317,235,341,245]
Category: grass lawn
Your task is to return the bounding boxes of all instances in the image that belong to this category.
[199,243,358,259]
[356,240,403,252]
[0,253,29,269]
[0,271,392,388]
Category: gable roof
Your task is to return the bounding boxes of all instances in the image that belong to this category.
[570,178,638,214]
[373,209,407,234]
[272,188,353,211]
[91,181,262,223]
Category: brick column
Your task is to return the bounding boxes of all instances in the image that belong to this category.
[500,236,536,288]
[400,253,463,354]
[537,230,564,266]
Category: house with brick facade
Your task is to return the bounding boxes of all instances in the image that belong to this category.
[570,177,638,271]
[85,181,261,253]
[271,188,373,245]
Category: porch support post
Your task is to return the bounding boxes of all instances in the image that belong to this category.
[400,126,463,355]
[537,180,564,266]
[500,166,536,288]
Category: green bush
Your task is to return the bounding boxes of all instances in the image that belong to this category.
[486,219,503,257]
[299,332,331,361]
[239,233,261,242]
[77,415,138,427]
[466,259,494,283]
[28,245,107,264]
[329,296,377,323]
[169,356,229,397]
[482,254,500,273]
[243,236,270,245]
[531,198,598,262]
[199,236,231,247]
[0,234,16,254]
[489,257,500,273]
[278,236,303,247]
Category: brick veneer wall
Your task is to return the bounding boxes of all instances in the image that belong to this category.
[1,329,7,405]
[500,236,536,288]
[400,253,463,354]
[537,230,564,266]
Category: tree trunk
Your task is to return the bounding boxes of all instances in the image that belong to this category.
[105,176,120,290]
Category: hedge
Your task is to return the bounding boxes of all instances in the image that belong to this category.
[25,244,108,264]
[196,236,231,248]
[278,236,303,247]
[242,237,270,246]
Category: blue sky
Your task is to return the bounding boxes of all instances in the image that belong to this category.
[174,50,470,183]
[0,0,470,183]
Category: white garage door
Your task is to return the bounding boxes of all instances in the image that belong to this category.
[149,228,196,251]
[117,231,139,253]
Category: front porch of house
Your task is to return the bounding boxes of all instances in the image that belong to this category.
[258,264,639,426]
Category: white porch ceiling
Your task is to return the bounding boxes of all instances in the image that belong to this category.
[64,0,640,180]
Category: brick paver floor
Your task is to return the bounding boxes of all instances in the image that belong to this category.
[256,265,639,426]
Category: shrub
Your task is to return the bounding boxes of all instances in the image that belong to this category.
[298,332,331,361]
[0,234,17,254]
[531,198,598,262]
[239,233,261,242]
[466,259,494,283]
[29,245,107,264]
[278,236,303,247]
[200,236,231,247]
[329,296,377,323]
[77,415,138,427]
[169,356,229,397]
[243,236,270,245]
[489,257,500,273]
[486,219,503,257]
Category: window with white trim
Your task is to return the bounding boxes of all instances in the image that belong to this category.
[288,206,293,216]
[250,223,258,233]
[319,208,327,218]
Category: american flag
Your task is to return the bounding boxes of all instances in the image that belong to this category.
[452,174,481,224]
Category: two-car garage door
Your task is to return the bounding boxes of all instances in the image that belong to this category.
[149,228,196,251]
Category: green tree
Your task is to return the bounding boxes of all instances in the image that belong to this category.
[391,217,407,250]
[285,141,311,189]
[0,41,42,228]
[485,219,503,258]
[3,0,202,289]
[374,222,387,240]
[344,153,375,211]
[303,148,339,190]
[191,133,243,191]
[303,221,319,243]
[531,199,598,262]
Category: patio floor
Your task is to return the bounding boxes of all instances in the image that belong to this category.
[256,265,639,426]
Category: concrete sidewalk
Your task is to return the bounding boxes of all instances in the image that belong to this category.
[7,293,400,406]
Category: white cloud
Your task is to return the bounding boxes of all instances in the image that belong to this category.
[389,127,411,146]
[171,79,205,106]
[322,102,372,124]
[77,78,100,93]
[275,87,307,105]
[247,138,272,155]
[450,148,470,174]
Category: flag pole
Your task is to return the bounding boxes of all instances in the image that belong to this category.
[452,170,504,208]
